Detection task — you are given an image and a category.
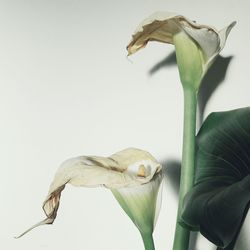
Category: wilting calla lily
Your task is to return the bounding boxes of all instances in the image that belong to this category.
[127,12,236,250]
[17,148,162,250]
[127,11,236,91]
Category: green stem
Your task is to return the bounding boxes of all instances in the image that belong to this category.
[140,232,155,250]
[173,87,197,250]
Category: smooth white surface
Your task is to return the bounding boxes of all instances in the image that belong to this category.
[1,0,249,249]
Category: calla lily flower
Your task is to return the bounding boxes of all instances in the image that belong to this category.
[127,11,236,91]
[17,148,162,250]
[112,171,162,250]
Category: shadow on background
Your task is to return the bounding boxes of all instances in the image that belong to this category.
[198,55,233,124]
[162,160,198,250]
[148,51,233,125]
[152,52,233,250]
[162,159,181,196]
[148,51,176,76]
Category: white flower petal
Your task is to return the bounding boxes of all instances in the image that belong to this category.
[154,177,163,229]
[127,12,181,55]
[204,21,236,71]
[16,148,162,238]
[218,21,237,51]
[127,11,219,57]
[182,25,219,60]
[133,11,178,34]
[111,171,163,234]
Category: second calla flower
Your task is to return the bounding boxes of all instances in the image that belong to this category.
[17,148,162,250]
[127,11,236,91]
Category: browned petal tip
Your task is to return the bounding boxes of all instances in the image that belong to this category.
[231,21,237,27]
[126,41,136,56]
[126,41,147,56]
[15,217,54,239]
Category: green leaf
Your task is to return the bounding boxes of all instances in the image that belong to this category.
[180,107,250,249]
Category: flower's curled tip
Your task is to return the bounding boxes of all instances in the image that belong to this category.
[218,21,236,50]
[15,217,54,239]
[230,21,237,29]
[17,148,162,238]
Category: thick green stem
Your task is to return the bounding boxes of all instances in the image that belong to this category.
[140,232,155,250]
[173,87,197,250]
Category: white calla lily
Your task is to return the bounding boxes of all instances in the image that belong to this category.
[127,11,236,91]
[112,172,163,250]
[17,147,162,250]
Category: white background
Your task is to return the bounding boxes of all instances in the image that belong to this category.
[1,0,250,249]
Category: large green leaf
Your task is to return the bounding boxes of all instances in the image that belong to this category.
[180,107,250,249]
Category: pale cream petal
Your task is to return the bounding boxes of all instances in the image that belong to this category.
[132,11,179,34]
[218,21,237,51]
[16,148,162,238]
[203,21,236,72]
[110,147,158,166]
[127,11,222,57]
[182,25,219,61]
[110,147,161,180]
[127,12,181,55]
[111,171,163,234]
[154,176,164,228]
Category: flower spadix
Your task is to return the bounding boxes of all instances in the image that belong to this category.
[17,148,162,245]
[127,11,236,91]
